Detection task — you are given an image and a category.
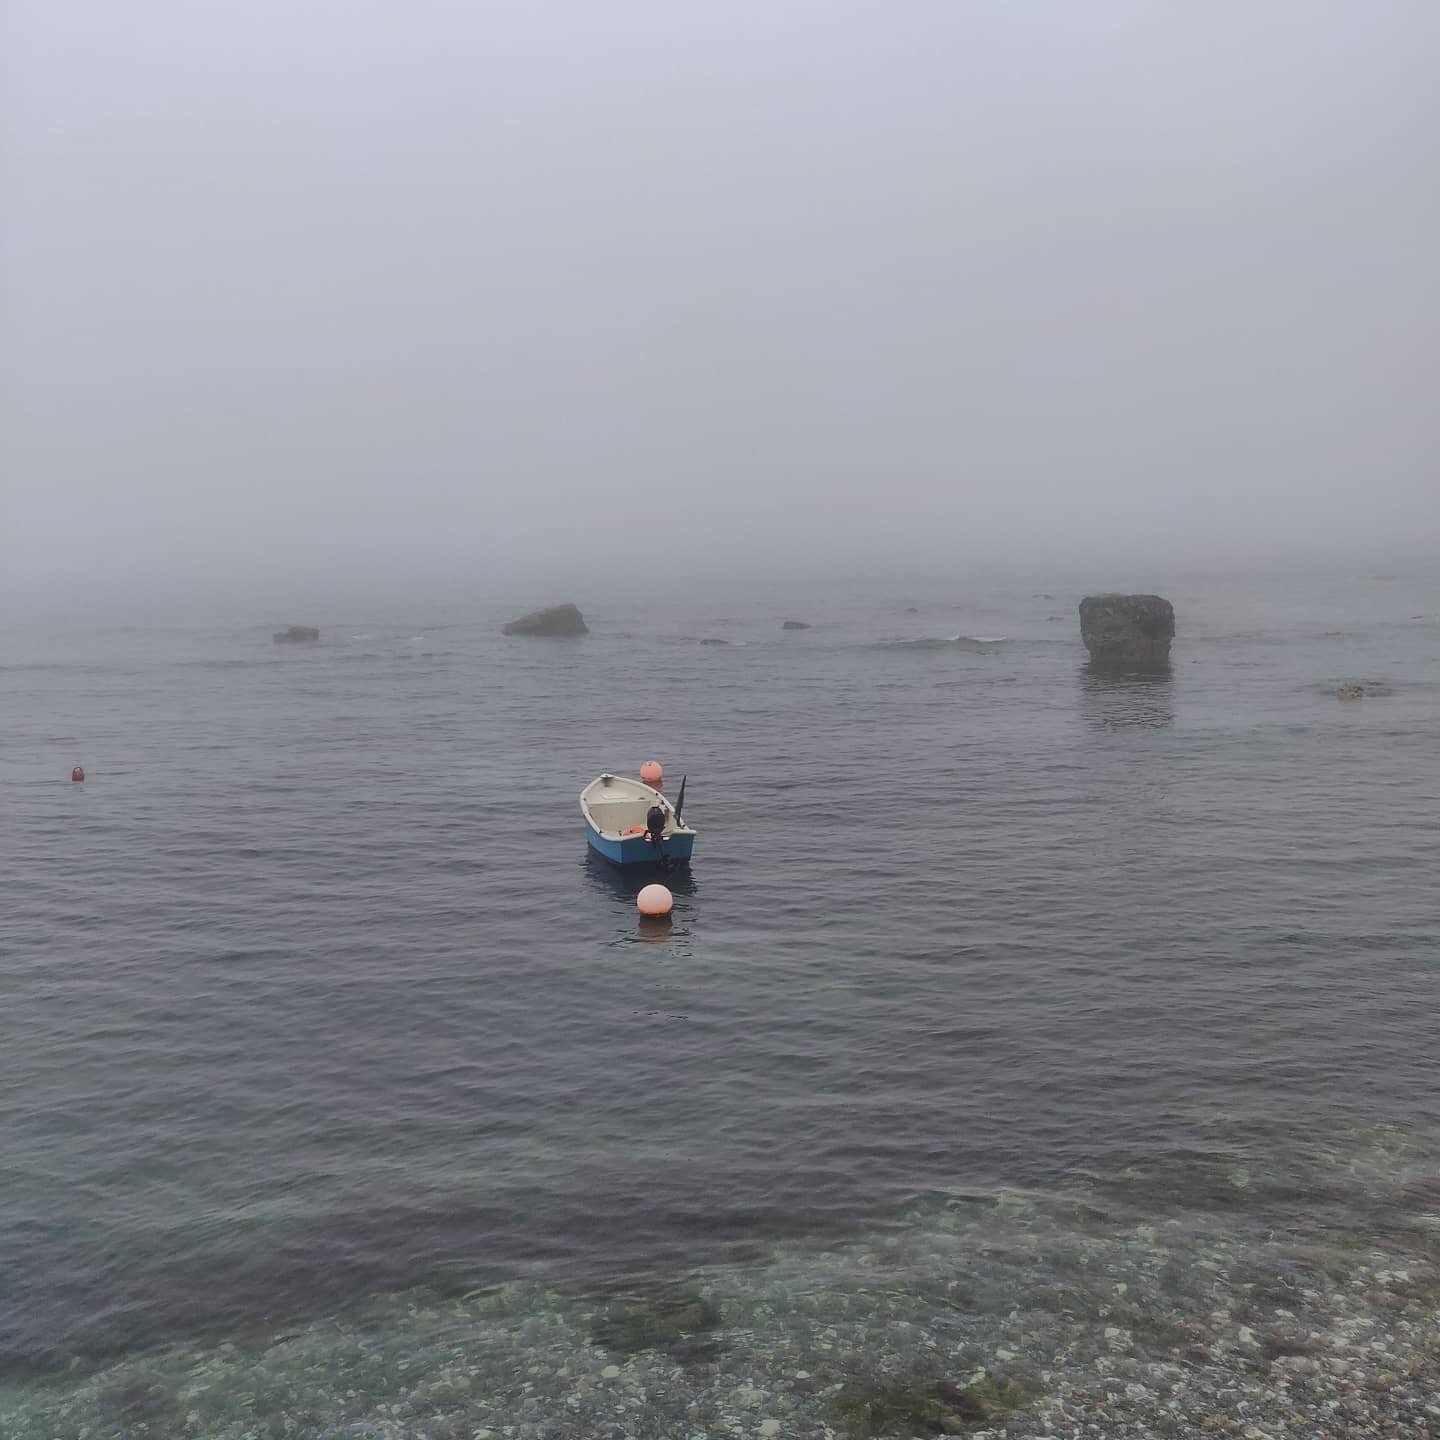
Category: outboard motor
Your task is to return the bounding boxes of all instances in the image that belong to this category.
[645,803,668,859]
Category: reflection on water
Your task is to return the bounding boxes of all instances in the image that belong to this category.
[1079,660,1174,730]
[582,851,700,904]
[582,855,699,953]
[634,914,676,944]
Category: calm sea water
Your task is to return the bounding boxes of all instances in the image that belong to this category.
[2,568,1438,1405]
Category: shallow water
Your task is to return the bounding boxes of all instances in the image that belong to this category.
[2,569,1438,1432]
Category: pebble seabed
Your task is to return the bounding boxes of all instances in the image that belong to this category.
[5,1136,1438,1439]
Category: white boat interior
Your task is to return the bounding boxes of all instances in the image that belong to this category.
[581,774,695,839]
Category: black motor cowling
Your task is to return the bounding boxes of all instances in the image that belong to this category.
[645,805,668,844]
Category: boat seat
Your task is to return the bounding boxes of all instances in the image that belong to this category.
[587,798,660,830]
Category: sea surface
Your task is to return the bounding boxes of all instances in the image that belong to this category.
[2,567,1438,1435]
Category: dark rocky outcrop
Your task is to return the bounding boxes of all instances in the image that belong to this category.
[273,625,320,644]
[1078,594,1174,667]
[1336,684,1365,701]
[780,619,811,631]
[699,638,730,646]
[502,603,588,637]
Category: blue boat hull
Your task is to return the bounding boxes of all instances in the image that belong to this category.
[585,825,695,867]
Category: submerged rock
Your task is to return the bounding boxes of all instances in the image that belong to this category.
[827,1372,1040,1437]
[1336,684,1366,701]
[1078,594,1175,666]
[827,1379,950,1437]
[780,619,811,631]
[937,1373,1041,1426]
[272,625,320,643]
[699,638,731,647]
[502,603,588,637]
[590,1287,721,1359]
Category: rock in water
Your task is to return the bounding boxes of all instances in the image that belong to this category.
[502,603,588,637]
[1078,593,1175,666]
[1336,684,1366,701]
[273,625,320,643]
[780,619,811,631]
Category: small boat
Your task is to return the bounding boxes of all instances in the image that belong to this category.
[581,772,696,866]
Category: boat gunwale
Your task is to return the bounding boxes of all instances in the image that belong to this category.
[580,772,697,842]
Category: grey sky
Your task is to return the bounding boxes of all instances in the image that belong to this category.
[3,1,1437,594]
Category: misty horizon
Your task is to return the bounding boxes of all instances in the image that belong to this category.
[4,2,1437,603]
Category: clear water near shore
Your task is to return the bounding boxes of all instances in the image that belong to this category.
[3,1127,1437,1437]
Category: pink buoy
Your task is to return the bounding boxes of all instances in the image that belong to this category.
[636,883,673,917]
[71,766,85,782]
[639,759,663,787]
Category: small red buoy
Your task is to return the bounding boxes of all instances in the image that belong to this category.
[640,759,663,787]
[71,766,85,782]
[637,883,673,917]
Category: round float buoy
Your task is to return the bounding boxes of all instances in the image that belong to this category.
[71,766,85,782]
[639,759,663,787]
[637,883,673,917]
